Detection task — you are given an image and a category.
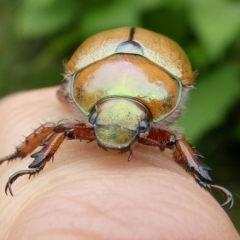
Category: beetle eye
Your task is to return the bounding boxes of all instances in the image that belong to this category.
[139,119,150,133]
[89,111,97,124]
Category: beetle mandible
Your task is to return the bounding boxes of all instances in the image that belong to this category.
[0,27,233,209]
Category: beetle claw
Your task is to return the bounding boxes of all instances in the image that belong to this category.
[128,148,133,162]
[193,174,233,210]
[5,181,14,196]
[210,184,234,210]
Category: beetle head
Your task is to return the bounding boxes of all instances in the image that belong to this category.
[89,97,151,150]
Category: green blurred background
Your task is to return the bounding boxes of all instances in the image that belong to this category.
[0,0,239,233]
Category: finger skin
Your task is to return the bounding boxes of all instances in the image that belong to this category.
[0,88,239,240]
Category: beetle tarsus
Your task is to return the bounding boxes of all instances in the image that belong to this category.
[5,164,46,196]
[210,184,234,210]
[193,177,233,210]
[0,151,27,165]
[193,174,211,190]
[5,181,13,196]
[128,148,133,162]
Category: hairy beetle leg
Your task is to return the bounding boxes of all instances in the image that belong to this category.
[138,128,234,210]
[5,131,66,196]
[3,121,96,195]
[138,128,212,182]
[174,138,212,182]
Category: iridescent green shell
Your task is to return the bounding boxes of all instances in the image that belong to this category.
[67,27,194,122]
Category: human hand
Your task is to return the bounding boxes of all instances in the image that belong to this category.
[0,87,239,240]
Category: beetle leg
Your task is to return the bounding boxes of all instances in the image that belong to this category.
[3,122,95,195]
[138,128,234,210]
[0,122,56,165]
[138,128,212,183]
[54,122,95,141]
[174,137,212,183]
[138,128,177,151]
[28,122,95,172]
[5,132,66,196]
[173,138,234,210]
[127,148,133,162]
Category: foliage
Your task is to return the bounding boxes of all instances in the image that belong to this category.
[0,0,240,232]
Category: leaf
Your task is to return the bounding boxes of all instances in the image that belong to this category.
[79,0,140,37]
[177,64,240,143]
[15,0,78,38]
[79,0,165,37]
[188,0,240,60]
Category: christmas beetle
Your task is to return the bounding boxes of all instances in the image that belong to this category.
[0,27,233,209]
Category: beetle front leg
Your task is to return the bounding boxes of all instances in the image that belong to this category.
[138,129,211,182]
[174,137,212,185]
[4,121,95,195]
[5,132,66,196]
[138,128,234,210]
[0,122,56,164]
[174,138,234,209]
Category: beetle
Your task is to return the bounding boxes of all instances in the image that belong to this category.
[0,27,233,209]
